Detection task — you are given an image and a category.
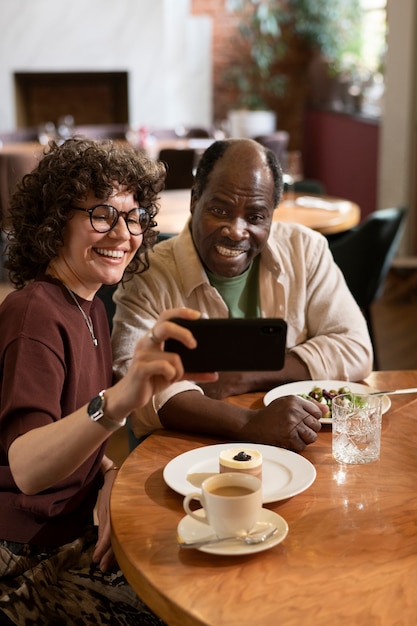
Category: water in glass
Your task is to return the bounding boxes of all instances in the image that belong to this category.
[332,394,382,464]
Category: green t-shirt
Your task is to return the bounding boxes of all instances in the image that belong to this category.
[206,257,260,318]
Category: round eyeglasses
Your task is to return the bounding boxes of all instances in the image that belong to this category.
[72,204,151,236]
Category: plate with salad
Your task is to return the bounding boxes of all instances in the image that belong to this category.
[263,380,391,424]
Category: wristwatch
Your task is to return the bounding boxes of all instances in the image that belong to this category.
[87,390,126,432]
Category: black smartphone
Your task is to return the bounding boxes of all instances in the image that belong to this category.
[164,318,287,372]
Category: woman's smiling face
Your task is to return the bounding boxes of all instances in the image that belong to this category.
[190,142,276,277]
[51,188,143,298]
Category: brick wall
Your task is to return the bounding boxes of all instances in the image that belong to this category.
[191,0,315,150]
[191,1,240,124]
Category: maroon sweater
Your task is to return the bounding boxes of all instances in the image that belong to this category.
[0,276,113,545]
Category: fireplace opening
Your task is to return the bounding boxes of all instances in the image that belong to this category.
[14,72,129,128]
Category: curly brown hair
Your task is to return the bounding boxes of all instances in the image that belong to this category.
[5,138,166,289]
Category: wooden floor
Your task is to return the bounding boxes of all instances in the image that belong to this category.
[372,268,417,371]
[1,268,417,465]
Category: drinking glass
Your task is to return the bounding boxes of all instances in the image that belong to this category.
[332,393,382,464]
[38,121,56,145]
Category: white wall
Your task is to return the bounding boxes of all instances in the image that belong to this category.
[378,0,417,254]
[0,0,212,131]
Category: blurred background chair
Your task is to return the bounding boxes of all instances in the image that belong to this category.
[329,206,407,368]
[157,232,176,243]
[185,127,212,138]
[254,131,290,165]
[158,148,196,189]
[286,179,326,194]
[96,284,118,332]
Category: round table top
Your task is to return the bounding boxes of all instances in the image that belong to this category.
[157,189,360,236]
[111,370,417,626]
[0,141,43,153]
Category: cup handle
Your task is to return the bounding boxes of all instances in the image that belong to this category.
[183,492,209,525]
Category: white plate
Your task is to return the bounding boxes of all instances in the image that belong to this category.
[177,507,288,555]
[263,380,391,424]
[295,196,351,212]
[163,442,316,503]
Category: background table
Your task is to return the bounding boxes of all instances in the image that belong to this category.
[0,142,360,237]
[111,370,417,626]
[157,189,360,236]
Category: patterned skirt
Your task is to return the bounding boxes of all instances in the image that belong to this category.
[0,527,166,625]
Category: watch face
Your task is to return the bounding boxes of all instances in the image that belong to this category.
[88,394,104,419]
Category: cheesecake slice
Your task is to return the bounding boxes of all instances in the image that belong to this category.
[219,448,262,480]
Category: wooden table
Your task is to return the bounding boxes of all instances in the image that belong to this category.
[110,370,417,626]
[157,189,360,236]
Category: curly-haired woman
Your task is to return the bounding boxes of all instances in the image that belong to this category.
[0,138,215,625]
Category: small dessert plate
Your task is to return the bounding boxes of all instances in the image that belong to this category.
[177,508,288,555]
[164,443,316,503]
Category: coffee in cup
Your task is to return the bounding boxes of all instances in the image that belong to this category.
[183,472,262,538]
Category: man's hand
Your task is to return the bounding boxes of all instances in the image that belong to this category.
[159,391,326,454]
[243,395,326,452]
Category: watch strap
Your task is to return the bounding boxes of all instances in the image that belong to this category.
[87,390,126,432]
[95,414,126,432]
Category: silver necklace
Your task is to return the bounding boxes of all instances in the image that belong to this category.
[64,285,98,347]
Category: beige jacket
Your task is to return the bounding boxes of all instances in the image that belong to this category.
[112,220,373,438]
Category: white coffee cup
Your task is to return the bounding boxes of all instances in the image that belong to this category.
[183,472,263,538]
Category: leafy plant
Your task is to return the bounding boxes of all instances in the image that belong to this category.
[226,0,363,110]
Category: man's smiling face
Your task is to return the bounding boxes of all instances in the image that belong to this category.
[190,141,276,277]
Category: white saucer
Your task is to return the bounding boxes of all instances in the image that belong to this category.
[177,508,288,555]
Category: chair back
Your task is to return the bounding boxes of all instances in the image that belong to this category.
[186,127,212,138]
[254,131,290,164]
[158,148,196,189]
[292,179,326,194]
[329,206,407,368]
[329,207,407,310]
[96,284,118,332]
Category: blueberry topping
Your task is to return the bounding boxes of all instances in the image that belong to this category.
[233,451,252,462]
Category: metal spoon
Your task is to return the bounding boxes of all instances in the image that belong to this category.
[178,525,278,549]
